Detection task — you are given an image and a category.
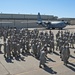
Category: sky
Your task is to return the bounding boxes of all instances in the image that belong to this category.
[0,0,75,18]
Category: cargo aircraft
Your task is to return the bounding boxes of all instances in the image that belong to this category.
[37,13,69,29]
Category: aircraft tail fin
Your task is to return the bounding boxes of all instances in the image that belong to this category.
[37,12,42,23]
[37,12,47,27]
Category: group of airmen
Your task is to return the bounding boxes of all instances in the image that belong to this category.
[0,27,75,68]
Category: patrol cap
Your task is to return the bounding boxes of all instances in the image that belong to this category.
[44,44,47,48]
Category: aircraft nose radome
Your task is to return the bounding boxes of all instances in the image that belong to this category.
[64,21,70,25]
[67,22,70,25]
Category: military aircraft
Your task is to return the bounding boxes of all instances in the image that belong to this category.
[37,13,69,29]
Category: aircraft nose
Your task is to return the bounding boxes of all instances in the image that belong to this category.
[65,21,70,25]
[67,22,70,25]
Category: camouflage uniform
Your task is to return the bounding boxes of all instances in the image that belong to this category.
[39,46,46,68]
[70,34,74,48]
[61,44,70,65]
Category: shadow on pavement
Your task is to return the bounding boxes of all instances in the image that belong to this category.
[70,55,75,59]
[53,51,60,56]
[5,58,14,63]
[46,57,56,62]
[0,51,3,54]
[15,56,25,61]
[68,62,75,67]
[22,52,31,57]
[15,57,21,61]
[4,55,25,63]
[66,62,75,72]
[20,56,25,61]
[66,65,75,72]
[43,65,57,74]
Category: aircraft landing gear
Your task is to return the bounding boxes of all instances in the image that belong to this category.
[52,28,55,29]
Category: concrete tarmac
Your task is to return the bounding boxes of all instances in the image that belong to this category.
[0,25,75,75]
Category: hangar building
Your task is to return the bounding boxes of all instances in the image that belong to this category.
[0,13,57,28]
[0,13,75,28]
